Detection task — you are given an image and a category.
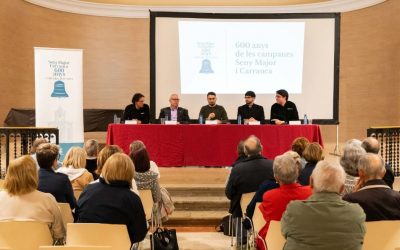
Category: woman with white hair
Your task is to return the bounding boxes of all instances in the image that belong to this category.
[340,140,366,195]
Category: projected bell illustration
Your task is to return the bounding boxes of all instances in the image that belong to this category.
[199,59,214,73]
[51,80,69,97]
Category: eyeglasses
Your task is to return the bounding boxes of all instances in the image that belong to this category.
[170,98,180,101]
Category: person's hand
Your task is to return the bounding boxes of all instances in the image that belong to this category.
[137,120,142,124]
[248,117,256,122]
[208,112,216,119]
[271,119,285,125]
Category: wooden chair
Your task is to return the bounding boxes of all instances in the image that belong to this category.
[58,203,74,229]
[0,179,5,190]
[363,220,400,250]
[66,223,131,250]
[240,192,256,217]
[252,202,266,233]
[0,221,53,250]
[265,220,285,250]
[74,190,82,200]
[39,246,112,250]
[139,189,154,222]
[393,177,400,191]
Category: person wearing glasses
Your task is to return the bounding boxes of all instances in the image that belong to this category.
[122,93,150,124]
[159,93,190,123]
[237,90,265,124]
[270,89,299,125]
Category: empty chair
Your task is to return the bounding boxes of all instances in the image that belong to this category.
[66,223,131,250]
[240,192,256,217]
[39,246,111,250]
[363,220,400,250]
[0,221,53,250]
[139,189,154,221]
[265,220,285,250]
[58,203,74,228]
[252,202,266,233]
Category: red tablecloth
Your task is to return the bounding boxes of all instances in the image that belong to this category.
[106,124,323,167]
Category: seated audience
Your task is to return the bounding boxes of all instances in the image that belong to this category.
[257,154,312,250]
[343,153,400,221]
[84,139,99,180]
[291,137,310,168]
[281,161,366,250]
[76,153,147,244]
[30,137,48,169]
[361,137,394,188]
[56,147,93,193]
[232,140,247,167]
[0,156,65,240]
[37,143,76,209]
[129,140,160,178]
[340,140,366,195]
[298,142,324,185]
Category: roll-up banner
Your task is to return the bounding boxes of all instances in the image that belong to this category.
[34,47,83,160]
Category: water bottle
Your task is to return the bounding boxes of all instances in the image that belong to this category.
[113,114,117,124]
[303,114,308,125]
[237,114,242,125]
[199,114,203,124]
[165,115,169,121]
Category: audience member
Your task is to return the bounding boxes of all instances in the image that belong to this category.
[84,139,99,180]
[298,143,324,185]
[281,161,366,250]
[343,153,400,221]
[159,93,190,123]
[123,93,150,124]
[291,137,310,168]
[257,154,312,250]
[37,143,76,209]
[270,89,299,125]
[361,137,394,188]
[76,153,147,244]
[237,91,265,124]
[340,140,366,195]
[30,137,48,169]
[129,140,160,177]
[56,147,93,193]
[0,156,65,241]
[199,92,228,123]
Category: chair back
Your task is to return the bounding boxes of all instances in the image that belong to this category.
[0,221,53,250]
[39,246,112,250]
[74,190,82,200]
[58,203,74,228]
[240,192,255,217]
[0,179,4,190]
[66,223,131,250]
[364,220,400,250]
[139,189,154,221]
[265,220,285,250]
[252,202,266,233]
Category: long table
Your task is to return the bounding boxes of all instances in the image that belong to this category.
[106,124,323,167]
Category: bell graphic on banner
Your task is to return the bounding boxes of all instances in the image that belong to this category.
[199,59,214,74]
[51,80,69,97]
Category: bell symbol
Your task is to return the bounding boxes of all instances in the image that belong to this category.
[199,59,214,74]
[51,81,69,97]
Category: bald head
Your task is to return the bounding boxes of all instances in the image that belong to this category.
[244,135,262,157]
[169,93,180,109]
[358,153,385,180]
[361,137,380,154]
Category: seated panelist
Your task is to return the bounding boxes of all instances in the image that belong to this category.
[270,89,299,125]
[199,92,228,123]
[159,94,190,123]
[123,93,150,124]
[237,91,265,124]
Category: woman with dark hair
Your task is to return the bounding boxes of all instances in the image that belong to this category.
[122,93,150,124]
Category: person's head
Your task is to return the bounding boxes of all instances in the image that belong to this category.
[169,94,180,109]
[244,91,256,105]
[310,160,346,194]
[207,92,217,106]
[129,140,146,154]
[273,154,299,185]
[303,143,324,164]
[291,137,310,157]
[132,93,145,109]
[4,156,38,196]
[236,140,246,158]
[30,138,48,154]
[129,148,150,173]
[340,140,366,176]
[62,147,86,169]
[102,153,135,188]
[358,153,386,181]
[96,145,123,175]
[244,135,262,157]
[36,143,59,169]
[275,89,289,106]
[84,139,99,158]
[361,137,380,154]
[283,150,302,172]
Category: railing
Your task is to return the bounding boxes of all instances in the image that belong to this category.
[367,126,400,176]
[0,127,59,178]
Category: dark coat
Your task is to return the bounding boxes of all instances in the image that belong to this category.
[159,107,190,123]
[76,178,148,244]
[225,154,274,217]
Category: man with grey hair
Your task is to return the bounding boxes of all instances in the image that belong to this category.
[361,137,394,188]
[281,161,366,250]
[340,139,366,195]
[343,153,400,221]
[84,139,99,180]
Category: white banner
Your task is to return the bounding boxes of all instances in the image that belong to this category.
[34,47,83,158]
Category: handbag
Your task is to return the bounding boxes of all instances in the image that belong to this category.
[150,227,179,250]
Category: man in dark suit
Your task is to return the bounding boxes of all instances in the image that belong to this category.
[159,93,190,123]
[237,91,265,124]
[343,153,400,221]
